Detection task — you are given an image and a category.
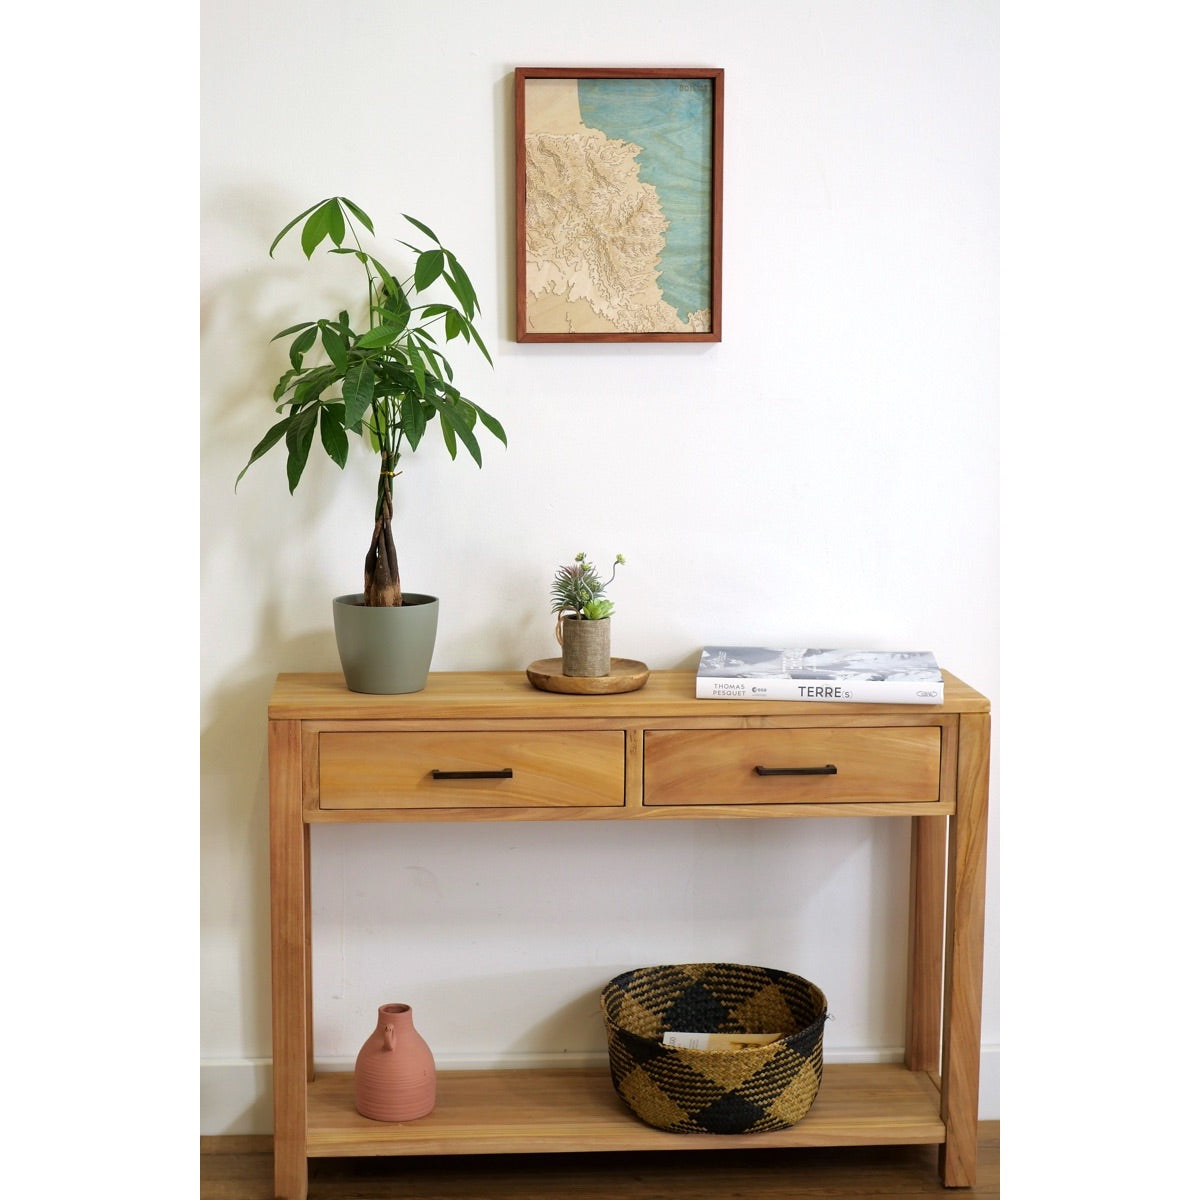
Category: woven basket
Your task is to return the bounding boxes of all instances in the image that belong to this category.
[601,962,827,1134]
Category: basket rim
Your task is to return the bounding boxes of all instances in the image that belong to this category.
[603,960,825,986]
[601,961,828,1052]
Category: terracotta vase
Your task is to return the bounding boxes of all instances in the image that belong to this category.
[353,1003,436,1122]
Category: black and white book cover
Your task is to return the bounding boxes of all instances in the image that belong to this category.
[696,647,944,703]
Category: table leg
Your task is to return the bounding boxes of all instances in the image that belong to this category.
[906,815,946,1073]
[938,712,990,1187]
[270,719,310,1200]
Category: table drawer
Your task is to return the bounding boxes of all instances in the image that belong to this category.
[643,727,941,806]
[318,730,626,810]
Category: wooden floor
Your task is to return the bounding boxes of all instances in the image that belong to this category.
[201,1122,999,1198]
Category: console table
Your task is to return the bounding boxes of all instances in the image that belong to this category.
[268,669,990,1196]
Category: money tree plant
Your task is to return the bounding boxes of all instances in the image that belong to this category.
[237,196,505,606]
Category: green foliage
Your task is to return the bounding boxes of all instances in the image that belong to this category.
[237,196,505,495]
[550,552,626,621]
[582,597,615,621]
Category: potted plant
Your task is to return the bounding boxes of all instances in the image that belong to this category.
[550,552,626,677]
[237,196,506,693]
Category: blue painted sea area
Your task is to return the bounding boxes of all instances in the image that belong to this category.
[578,77,712,321]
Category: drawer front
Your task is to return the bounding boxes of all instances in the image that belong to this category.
[643,727,941,806]
[318,731,626,810]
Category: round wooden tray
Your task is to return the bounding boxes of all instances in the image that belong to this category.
[526,657,650,695]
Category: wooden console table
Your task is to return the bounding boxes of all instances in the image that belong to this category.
[268,670,990,1196]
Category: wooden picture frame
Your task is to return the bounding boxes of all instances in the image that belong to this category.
[515,67,724,343]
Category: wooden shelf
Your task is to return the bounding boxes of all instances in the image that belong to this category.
[306,1063,945,1158]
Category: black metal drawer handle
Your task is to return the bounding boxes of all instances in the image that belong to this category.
[431,768,514,780]
[754,764,838,776]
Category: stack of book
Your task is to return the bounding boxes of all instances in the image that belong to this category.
[695,647,944,704]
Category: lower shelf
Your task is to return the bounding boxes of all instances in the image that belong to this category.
[306,1062,944,1158]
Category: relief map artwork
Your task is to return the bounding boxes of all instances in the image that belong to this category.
[523,77,714,335]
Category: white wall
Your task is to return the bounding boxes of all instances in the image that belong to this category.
[200,0,999,1133]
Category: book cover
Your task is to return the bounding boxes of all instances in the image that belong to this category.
[695,647,944,704]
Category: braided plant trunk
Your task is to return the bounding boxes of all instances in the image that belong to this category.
[363,456,402,607]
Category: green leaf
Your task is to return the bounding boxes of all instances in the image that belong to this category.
[417,339,446,384]
[373,274,412,327]
[270,321,318,342]
[444,252,480,318]
[284,407,319,492]
[288,325,318,370]
[319,404,349,468]
[403,213,440,243]
[444,309,462,341]
[436,399,482,466]
[337,197,375,236]
[341,361,375,427]
[326,202,346,246]
[300,199,345,258]
[459,314,493,367]
[585,599,616,620]
[291,365,337,407]
[438,412,458,460]
[472,401,507,447]
[268,200,326,258]
[406,335,426,395]
[272,369,298,403]
[401,395,428,450]
[335,309,357,339]
[235,416,291,489]
[370,258,405,306]
[369,356,415,394]
[356,324,404,349]
[372,305,410,334]
[458,419,483,467]
[319,322,348,371]
[414,249,444,292]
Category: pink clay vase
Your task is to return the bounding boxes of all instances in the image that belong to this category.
[353,1003,436,1122]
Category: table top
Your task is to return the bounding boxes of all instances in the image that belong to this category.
[269,668,989,720]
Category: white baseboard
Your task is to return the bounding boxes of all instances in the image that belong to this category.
[201,1059,275,1136]
[201,1045,999,1135]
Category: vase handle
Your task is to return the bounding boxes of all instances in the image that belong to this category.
[382,1023,395,1052]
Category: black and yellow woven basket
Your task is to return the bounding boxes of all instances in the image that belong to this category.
[601,962,828,1134]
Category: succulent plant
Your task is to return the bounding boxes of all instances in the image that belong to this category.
[550,552,626,621]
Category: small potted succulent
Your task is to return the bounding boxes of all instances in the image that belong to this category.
[237,196,505,693]
[550,552,625,677]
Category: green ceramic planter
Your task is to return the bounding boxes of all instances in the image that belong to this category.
[332,593,439,694]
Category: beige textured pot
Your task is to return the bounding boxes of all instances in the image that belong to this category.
[558,616,611,677]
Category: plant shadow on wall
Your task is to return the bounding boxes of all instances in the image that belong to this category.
[202,185,374,651]
[198,622,335,1075]
[202,188,357,1071]
[236,196,506,694]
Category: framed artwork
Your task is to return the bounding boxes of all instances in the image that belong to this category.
[515,67,724,343]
